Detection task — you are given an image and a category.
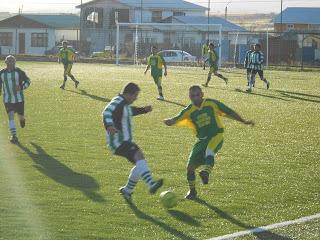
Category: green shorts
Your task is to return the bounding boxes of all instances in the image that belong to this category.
[188,133,224,168]
[152,74,162,86]
[209,64,218,73]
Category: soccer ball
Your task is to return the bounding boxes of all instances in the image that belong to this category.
[160,190,178,209]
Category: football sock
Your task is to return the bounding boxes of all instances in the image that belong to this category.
[204,155,214,174]
[136,160,155,189]
[157,86,163,97]
[187,171,196,189]
[70,75,77,82]
[9,120,16,136]
[124,166,140,194]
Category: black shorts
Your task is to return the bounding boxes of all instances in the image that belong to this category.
[246,68,251,74]
[115,141,140,163]
[251,69,264,79]
[4,102,24,115]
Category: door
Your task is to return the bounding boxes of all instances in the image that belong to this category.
[19,33,25,54]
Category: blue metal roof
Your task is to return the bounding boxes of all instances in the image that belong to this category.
[273,7,320,24]
[172,16,247,32]
[23,14,80,29]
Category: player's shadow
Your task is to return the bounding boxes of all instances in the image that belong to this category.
[66,89,110,103]
[195,198,292,240]
[126,201,197,240]
[162,99,187,108]
[276,90,320,104]
[235,88,290,102]
[17,142,105,203]
[167,209,201,227]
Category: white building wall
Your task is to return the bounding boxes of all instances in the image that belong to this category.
[55,29,79,42]
[0,28,55,55]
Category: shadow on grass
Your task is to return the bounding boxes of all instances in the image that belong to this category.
[168,209,201,227]
[195,198,292,240]
[66,89,110,103]
[127,201,197,240]
[276,90,320,104]
[162,99,187,108]
[235,88,291,102]
[17,142,105,203]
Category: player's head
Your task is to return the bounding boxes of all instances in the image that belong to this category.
[250,44,255,50]
[209,43,215,50]
[254,43,261,51]
[122,82,140,104]
[62,41,68,49]
[5,55,16,70]
[151,46,158,54]
[189,85,204,106]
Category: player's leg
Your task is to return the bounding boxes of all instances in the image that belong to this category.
[155,76,164,100]
[5,104,18,143]
[258,71,270,89]
[17,102,25,128]
[66,64,80,88]
[185,140,206,200]
[246,68,251,86]
[60,64,68,89]
[203,66,214,87]
[214,69,228,84]
[247,70,256,92]
[199,133,224,184]
[115,142,163,200]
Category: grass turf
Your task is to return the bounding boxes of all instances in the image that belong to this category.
[0,62,319,240]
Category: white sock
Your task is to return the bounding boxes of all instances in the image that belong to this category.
[9,120,16,136]
[124,166,140,194]
[136,160,155,189]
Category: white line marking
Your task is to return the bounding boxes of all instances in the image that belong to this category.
[208,213,320,240]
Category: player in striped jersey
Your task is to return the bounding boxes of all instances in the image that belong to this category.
[102,82,163,201]
[247,44,270,92]
[0,55,31,143]
[58,41,79,90]
[164,85,254,200]
[244,44,254,87]
[203,43,228,87]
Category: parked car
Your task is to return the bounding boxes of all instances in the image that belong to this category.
[158,50,197,62]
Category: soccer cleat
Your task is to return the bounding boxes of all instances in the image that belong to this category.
[266,81,270,90]
[60,84,65,90]
[185,189,197,200]
[246,88,252,93]
[75,81,80,89]
[20,119,25,128]
[202,83,208,88]
[119,187,132,202]
[10,135,19,144]
[149,179,164,194]
[199,171,209,185]
[157,96,165,101]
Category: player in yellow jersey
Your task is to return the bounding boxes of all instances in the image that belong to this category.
[144,46,167,100]
[58,41,79,90]
[164,85,254,200]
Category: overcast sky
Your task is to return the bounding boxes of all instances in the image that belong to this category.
[1,0,320,14]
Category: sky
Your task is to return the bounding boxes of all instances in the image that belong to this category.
[1,0,320,14]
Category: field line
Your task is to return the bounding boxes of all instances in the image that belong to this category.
[208,213,320,240]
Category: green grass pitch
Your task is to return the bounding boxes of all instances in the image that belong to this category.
[0,62,319,240]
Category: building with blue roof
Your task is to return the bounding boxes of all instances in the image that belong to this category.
[0,14,80,55]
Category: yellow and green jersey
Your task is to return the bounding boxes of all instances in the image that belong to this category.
[173,98,235,139]
[202,44,209,56]
[59,47,76,65]
[208,49,218,66]
[147,54,166,78]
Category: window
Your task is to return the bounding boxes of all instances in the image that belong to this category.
[152,11,162,22]
[173,11,185,16]
[287,24,294,30]
[84,7,103,28]
[0,32,13,46]
[31,33,48,47]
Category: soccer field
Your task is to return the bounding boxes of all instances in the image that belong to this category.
[0,62,319,240]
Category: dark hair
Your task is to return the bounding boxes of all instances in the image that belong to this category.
[151,45,158,49]
[209,43,215,47]
[255,43,261,48]
[189,85,202,92]
[62,41,68,45]
[122,82,140,95]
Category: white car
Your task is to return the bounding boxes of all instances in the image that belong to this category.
[158,50,197,63]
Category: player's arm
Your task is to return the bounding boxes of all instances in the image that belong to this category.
[244,52,248,67]
[16,69,31,91]
[215,100,254,126]
[161,56,168,76]
[57,50,62,63]
[144,57,151,74]
[164,106,190,126]
[131,106,152,116]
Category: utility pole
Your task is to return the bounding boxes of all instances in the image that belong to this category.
[79,0,83,54]
[207,0,210,39]
[280,0,283,31]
